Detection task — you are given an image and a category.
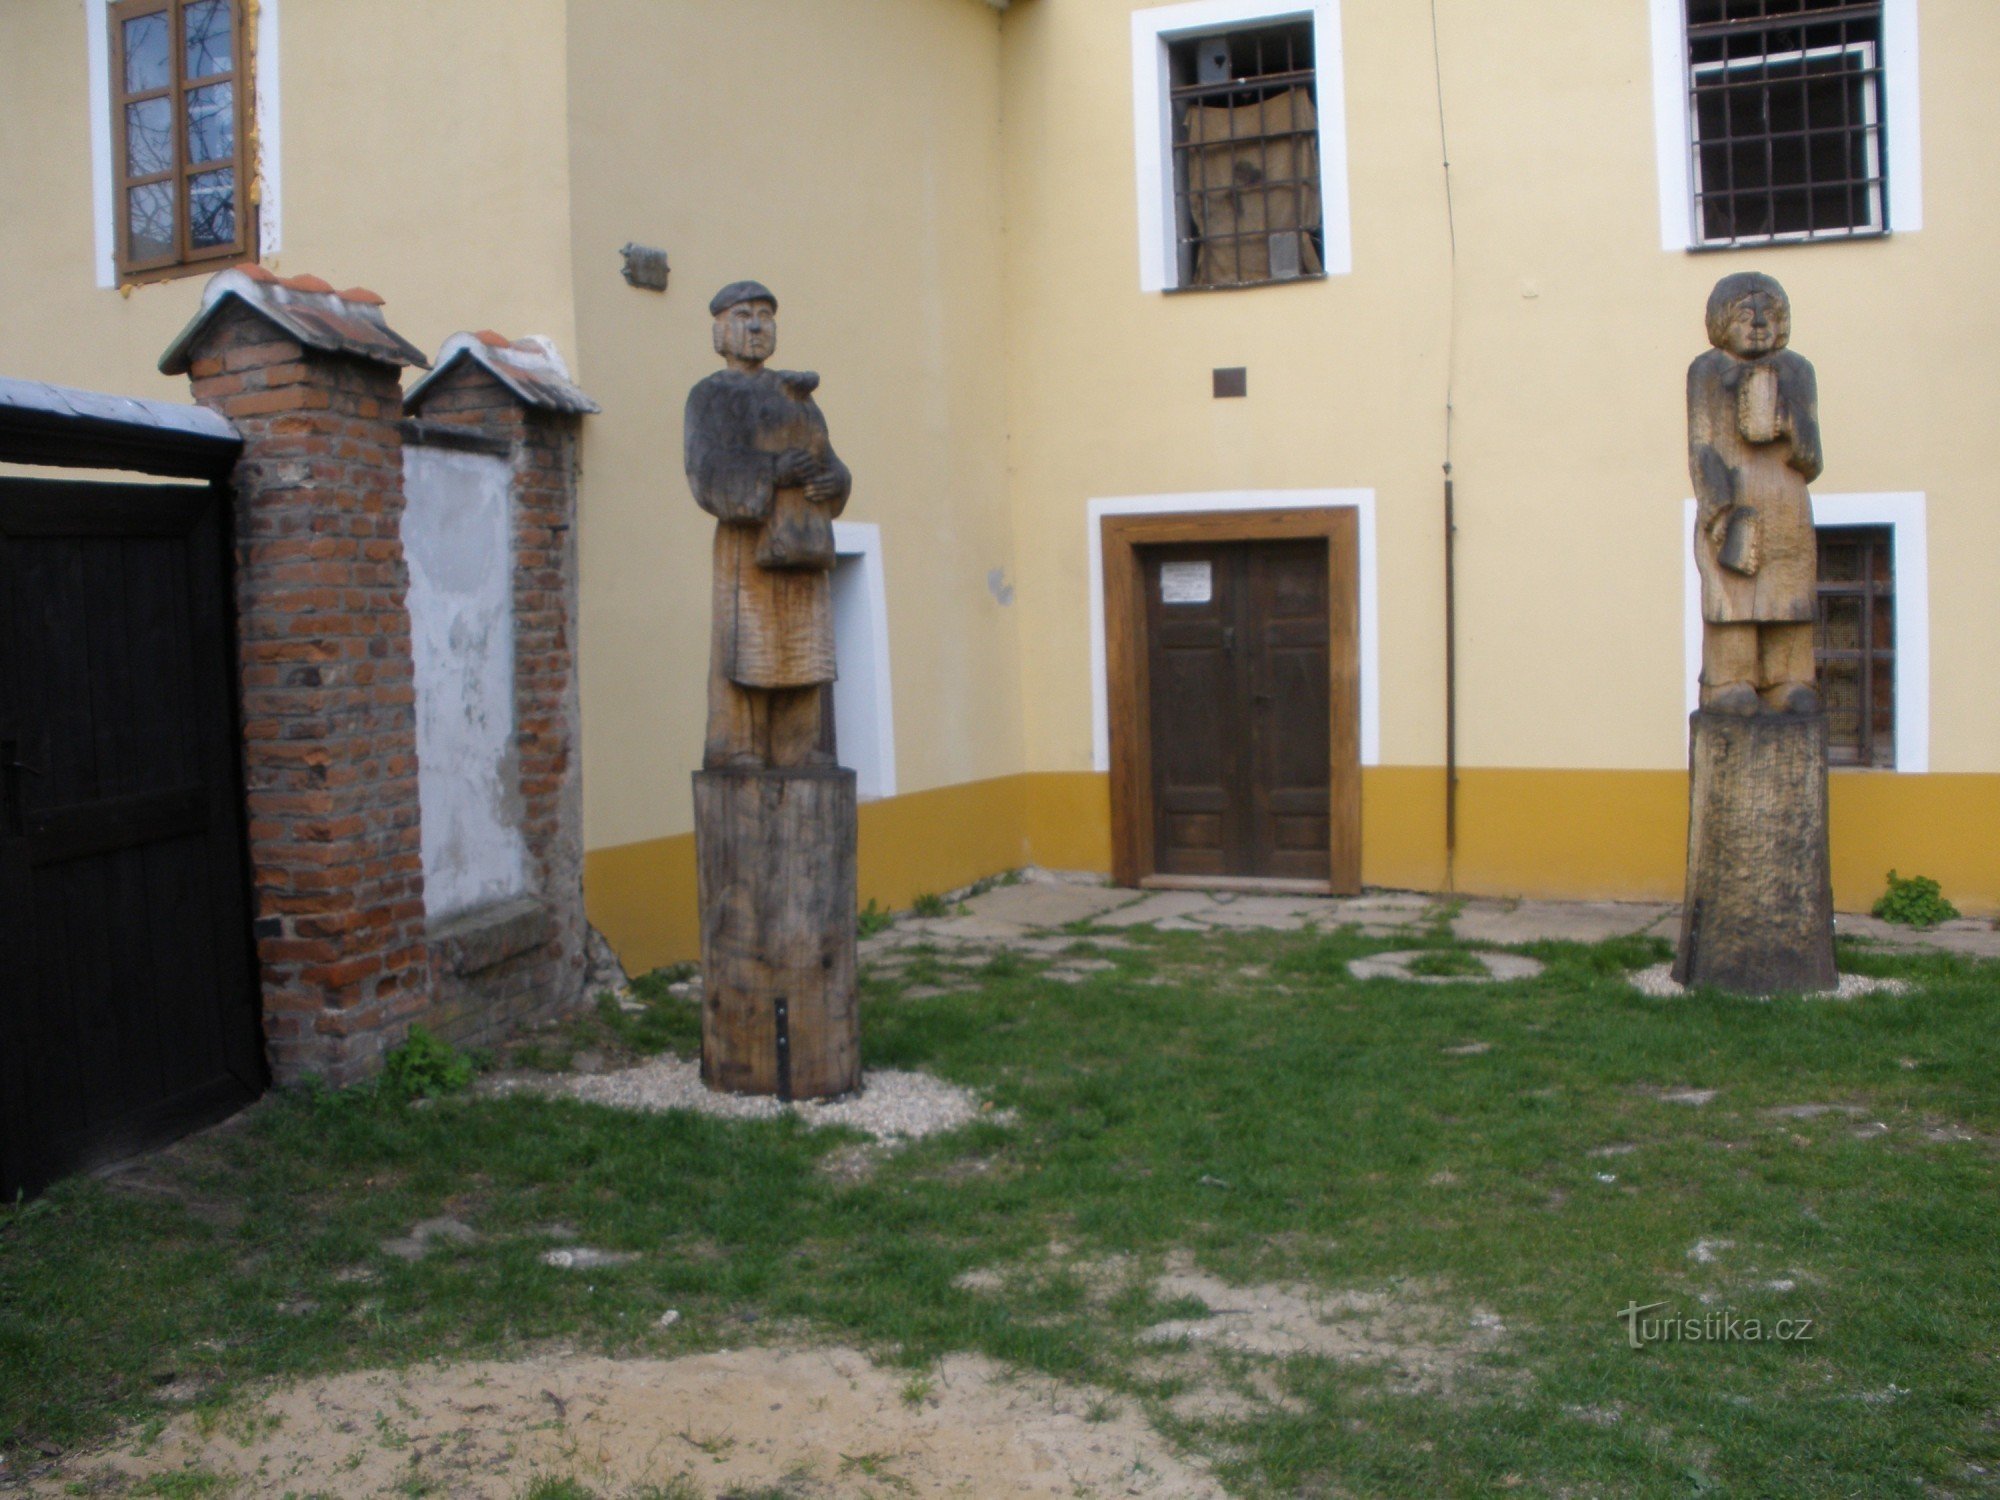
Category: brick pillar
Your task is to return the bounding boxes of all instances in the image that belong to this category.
[173,294,431,1084]
[402,351,591,1042]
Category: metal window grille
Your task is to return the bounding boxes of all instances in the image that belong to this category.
[1686,0,1886,247]
[1815,525,1894,768]
[1168,22,1323,290]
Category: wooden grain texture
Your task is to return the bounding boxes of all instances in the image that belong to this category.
[0,476,262,1200]
[694,767,859,1100]
[1673,710,1836,994]
[1101,508,1359,893]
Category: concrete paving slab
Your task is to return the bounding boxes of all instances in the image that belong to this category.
[1452,900,1673,946]
[1091,891,1227,928]
[901,915,1034,944]
[1196,907,1319,931]
[1835,913,2000,958]
[961,882,1140,928]
[1348,951,1545,984]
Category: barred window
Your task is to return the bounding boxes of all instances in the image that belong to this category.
[1169,21,1323,290]
[1686,0,1886,247]
[1816,525,1894,768]
[111,0,253,280]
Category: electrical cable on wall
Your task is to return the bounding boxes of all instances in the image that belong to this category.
[1430,0,1462,889]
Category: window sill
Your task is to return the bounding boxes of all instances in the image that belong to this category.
[1686,228,1891,255]
[118,252,256,289]
[1161,272,1329,296]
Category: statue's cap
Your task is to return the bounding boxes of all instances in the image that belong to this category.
[709,280,777,317]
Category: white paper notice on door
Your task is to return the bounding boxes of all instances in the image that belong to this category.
[1160,560,1213,605]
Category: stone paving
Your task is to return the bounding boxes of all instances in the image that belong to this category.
[856,869,1998,965]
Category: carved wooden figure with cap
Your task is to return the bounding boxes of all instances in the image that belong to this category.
[685,280,852,769]
[686,282,860,1100]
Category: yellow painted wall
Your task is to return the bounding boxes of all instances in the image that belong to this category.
[587,770,1053,974]
[564,0,1023,856]
[996,0,2000,781]
[0,0,578,402]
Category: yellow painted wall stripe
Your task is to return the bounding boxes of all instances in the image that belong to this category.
[585,767,2000,971]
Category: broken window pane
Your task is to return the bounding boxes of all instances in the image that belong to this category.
[128,181,175,261]
[126,97,173,178]
[122,11,171,93]
[183,0,233,78]
[186,82,234,165]
[189,168,236,248]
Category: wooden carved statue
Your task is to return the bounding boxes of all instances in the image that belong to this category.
[1674,272,1836,994]
[686,281,852,769]
[1688,271,1823,716]
[687,282,861,1100]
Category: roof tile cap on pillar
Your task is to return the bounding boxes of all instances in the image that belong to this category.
[158,264,431,375]
[403,331,602,415]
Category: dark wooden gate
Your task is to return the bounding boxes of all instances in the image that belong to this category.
[1142,538,1332,881]
[0,382,262,1200]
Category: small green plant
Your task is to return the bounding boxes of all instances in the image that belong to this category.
[380,1025,474,1099]
[1405,948,1487,978]
[518,1478,599,1500]
[1873,869,1959,928]
[910,892,951,919]
[899,1372,935,1407]
[858,898,894,938]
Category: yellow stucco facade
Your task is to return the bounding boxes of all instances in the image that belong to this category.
[5,0,1997,968]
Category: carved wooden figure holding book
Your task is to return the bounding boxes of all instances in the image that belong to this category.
[1688,271,1823,716]
[686,280,852,769]
[686,282,861,1100]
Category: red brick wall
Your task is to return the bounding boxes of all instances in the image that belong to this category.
[182,303,429,1084]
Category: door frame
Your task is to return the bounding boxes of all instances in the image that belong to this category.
[1101,506,1360,893]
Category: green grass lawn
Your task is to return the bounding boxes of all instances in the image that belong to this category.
[4,919,1998,1497]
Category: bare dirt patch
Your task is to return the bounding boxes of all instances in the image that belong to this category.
[1140,1255,1506,1398]
[36,1346,1223,1499]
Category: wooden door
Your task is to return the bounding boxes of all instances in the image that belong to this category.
[0,478,264,1199]
[1142,539,1331,881]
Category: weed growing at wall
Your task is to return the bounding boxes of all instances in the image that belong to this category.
[1873,870,1960,928]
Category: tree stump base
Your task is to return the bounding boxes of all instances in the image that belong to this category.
[694,766,859,1099]
[1673,710,1836,994]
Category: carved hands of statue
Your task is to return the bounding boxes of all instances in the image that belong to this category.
[773,446,820,487]
[802,467,844,505]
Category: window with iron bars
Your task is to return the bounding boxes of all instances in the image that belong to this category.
[1169,21,1323,290]
[1687,0,1887,247]
[1815,525,1894,768]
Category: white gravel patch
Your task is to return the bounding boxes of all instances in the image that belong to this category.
[1629,963,1910,1000]
[487,1056,1002,1144]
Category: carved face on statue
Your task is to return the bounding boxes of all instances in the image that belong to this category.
[713,299,777,370]
[1706,272,1791,360]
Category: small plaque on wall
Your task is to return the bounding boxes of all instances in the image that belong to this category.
[1160,560,1213,605]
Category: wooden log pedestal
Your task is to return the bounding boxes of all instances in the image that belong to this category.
[1673,710,1837,994]
[694,767,860,1100]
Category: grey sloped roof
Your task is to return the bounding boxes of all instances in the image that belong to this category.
[0,374,241,476]
[159,265,429,375]
[403,331,600,415]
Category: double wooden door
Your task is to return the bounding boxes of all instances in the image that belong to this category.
[0,478,264,1199]
[1142,538,1333,882]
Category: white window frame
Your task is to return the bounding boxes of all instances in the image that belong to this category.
[830,521,897,801]
[1690,41,1884,245]
[1087,489,1379,772]
[1682,492,1928,772]
[87,0,283,289]
[1650,0,1921,252]
[1130,0,1353,292]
